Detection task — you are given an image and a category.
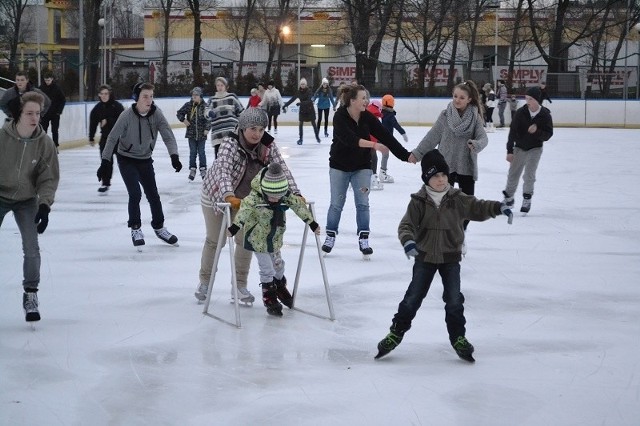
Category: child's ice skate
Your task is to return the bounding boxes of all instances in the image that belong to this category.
[274,276,293,308]
[380,170,394,183]
[375,330,404,359]
[261,281,283,316]
[452,336,475,362]
[520,194,532,214]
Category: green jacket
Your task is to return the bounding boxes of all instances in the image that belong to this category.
[233,168,315,253]
[398,185,502,264]
[0,120,59,207]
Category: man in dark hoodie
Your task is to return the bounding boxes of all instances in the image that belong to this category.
[89,84,124,192]
[0,71,51,121]
[38,72,66,149]
[97,82,182,248]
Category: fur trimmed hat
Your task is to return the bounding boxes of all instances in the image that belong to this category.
[238,107,268,131]
[421,149,449,185]
[526,86,543,104]
[261,163,289,199]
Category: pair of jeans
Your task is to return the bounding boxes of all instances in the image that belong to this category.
[188,138,207,169]
[0,197,40,290]
[326,167,371,235]
[298,120,319,140]
[117,155,165,229]
[392,260,466,344]
[498,102,507,126]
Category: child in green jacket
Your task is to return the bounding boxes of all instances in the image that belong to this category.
[228,162,320,316]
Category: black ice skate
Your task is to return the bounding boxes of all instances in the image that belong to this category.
[520,193,532,214]
[375,330,404,359]
[131,226,145,251]
[275,276,293,309]
[358,231,373,260]
[322,231,336,254]
[261,281,283,316]
[154,227,179,246]
[23,291,41,322]
[452,336,475,362]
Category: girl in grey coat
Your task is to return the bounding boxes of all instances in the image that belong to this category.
[409,80,488,230]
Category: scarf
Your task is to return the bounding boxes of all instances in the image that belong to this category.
[445,103,478,138]
[425,183,451,208]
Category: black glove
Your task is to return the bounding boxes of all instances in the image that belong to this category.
[97,159,112,182]
[228,224,240,236]
[170,154,182,172]
[34,204,50,234]
[282,106,287,113]
[309,221,319,232]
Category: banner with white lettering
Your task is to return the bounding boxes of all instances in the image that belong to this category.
[319,63,358,86]
[406,64,465,87]
[577,66,638,92]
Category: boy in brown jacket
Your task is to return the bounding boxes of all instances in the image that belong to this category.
[375,149,513,362]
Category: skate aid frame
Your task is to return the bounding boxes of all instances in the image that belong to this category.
[202,201,335,328]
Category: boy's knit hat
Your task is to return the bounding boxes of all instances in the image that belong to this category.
[526,86,543,104]
[382,94,395,108]
[238,107,268,130]
[191,87,203,96]
[261,163,289,199]
[421,149,449,185]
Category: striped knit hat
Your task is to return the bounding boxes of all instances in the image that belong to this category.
[261,163,289,199]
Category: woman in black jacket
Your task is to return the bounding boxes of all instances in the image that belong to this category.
[283,78,320,145]
[321,84,415,258]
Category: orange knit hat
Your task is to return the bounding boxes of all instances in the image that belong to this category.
[382,94,395,108]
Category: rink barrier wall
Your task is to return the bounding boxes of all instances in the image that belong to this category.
[1,97,638,149]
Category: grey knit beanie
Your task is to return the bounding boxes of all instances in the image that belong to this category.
[238,107,268,131]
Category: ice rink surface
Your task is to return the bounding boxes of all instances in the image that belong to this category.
[1,123,639,425]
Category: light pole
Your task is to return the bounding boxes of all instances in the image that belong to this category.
[78,0,84,101]
[297,2,301,84]
[98,17,106,85]
[635,23,640,100]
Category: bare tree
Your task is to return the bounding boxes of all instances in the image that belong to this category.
[0,0,33,75]
[339,0,395,88]
[253,0,293,84]
[151,0,179,92]
[220,0,259,83]
[184,0,218,86]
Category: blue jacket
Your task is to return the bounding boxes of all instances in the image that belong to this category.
[312,85,336,110]
[381,107,406,136]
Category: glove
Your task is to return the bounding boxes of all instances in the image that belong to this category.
[96,159,112,182]
[500,203,514,225]
[227,224,240,237]
[207,110,215,119]
[225,195,242,210]
[282,106,287,113]
[170,154,182,172]
[402,133,409,143]
[298,194,307,204]
[34,204,50,234]
[403,240,419,259]
[309,221,319,232]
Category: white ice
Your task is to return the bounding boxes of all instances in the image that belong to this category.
[1,124,639,426]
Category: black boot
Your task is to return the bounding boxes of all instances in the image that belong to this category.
[261,280,283,316]
[275,276,293,308]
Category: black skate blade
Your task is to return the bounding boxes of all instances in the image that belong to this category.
[266,308,283,317]
[25,312,41,322]
[374,349,391,360]
[457,353,475,363]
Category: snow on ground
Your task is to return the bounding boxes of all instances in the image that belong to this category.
[1,124,639,425]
